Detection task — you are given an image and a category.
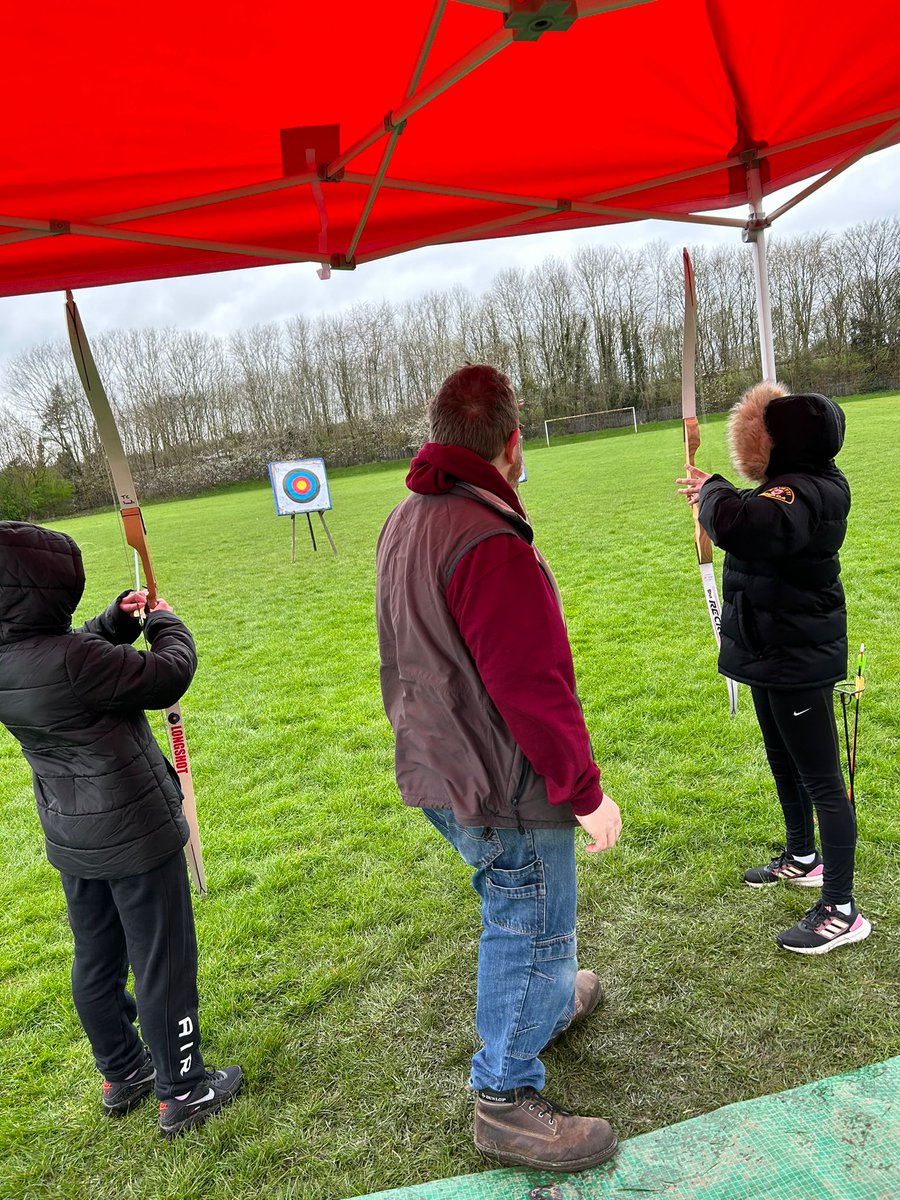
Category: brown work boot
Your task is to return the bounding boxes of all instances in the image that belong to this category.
[474,1087,617,1171]
[544,969,603,1049]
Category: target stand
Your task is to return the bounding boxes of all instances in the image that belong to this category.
[268,459,338,559]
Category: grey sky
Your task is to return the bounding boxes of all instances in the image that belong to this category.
[0,144,897,373]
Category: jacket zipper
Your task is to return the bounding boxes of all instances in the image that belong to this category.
[510,755,529,834]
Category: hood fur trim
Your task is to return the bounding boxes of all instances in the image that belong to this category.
[727,380,788,483]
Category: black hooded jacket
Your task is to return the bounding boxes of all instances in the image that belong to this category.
[698,390,850,689]
[0,521,196,878]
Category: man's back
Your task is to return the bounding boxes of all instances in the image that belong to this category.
[377,482,568,828]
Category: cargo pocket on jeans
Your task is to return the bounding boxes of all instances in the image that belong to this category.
[485,860,546,935]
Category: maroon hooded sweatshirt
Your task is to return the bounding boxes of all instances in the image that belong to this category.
[383,442,602,819]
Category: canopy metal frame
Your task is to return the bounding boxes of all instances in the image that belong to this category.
[2,0,898,381]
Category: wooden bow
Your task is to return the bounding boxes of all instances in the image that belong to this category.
[681,252,739,716]
[65,292,208,893]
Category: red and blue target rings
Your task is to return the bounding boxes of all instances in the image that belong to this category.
[283,468,321,504]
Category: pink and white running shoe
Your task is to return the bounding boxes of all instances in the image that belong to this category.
[744,849,824,889]
[776,900,872,954]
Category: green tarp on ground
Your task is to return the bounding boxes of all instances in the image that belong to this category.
[349,1056,899,1200]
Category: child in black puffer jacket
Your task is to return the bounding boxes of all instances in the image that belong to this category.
[678,383,870,955]
[0,520,242,1133]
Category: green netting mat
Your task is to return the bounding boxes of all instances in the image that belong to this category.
[348,1056,899,1200]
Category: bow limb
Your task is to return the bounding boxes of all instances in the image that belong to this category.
[681,252,712,562]
[681,253,738,716]
[65,292,159,605]
[64,291,207,893]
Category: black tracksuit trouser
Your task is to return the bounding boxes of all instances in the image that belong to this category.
[751,684,857,904]
[59,849,207,1100]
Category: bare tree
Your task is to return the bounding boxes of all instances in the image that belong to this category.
[3,217,898,512]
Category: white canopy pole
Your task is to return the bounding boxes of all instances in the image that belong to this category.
[743,157,777,382]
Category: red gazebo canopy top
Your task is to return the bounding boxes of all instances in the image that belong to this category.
[2,0,898,297]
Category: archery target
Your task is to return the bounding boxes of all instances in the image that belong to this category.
[268,458,332,515]
[284,468,321,504]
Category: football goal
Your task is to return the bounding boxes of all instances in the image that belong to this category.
[544,407,638,447]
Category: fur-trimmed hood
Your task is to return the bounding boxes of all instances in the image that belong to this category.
[728,383,846,484]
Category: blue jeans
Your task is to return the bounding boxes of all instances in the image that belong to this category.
[422,807,579,1092]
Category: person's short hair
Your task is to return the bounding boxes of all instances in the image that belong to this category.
[429,364,519,462]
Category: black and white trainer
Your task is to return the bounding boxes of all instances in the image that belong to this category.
[776,900,872,955]
[101,1052,156,1116]
[744,849,824,889]
[158,1066,244,1138]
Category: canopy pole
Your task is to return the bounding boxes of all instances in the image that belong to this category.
[743,158,777,383]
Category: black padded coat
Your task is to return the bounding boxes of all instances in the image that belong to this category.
[698,393,850,690]
[0,521,196,878]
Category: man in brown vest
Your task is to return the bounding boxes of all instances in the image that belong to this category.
[376,364,622,1172]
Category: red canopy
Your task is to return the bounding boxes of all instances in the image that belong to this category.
[2,0,898,298]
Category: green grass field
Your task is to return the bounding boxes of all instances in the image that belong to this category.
[1,396,898,1200]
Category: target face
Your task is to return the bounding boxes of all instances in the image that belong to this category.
[283,468,321,504]
[268,459,332,515]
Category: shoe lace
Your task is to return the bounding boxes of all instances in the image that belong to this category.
[520,1088,571,1127]
[799,900,839,931]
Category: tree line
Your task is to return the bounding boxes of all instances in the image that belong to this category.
[1,218,898,519]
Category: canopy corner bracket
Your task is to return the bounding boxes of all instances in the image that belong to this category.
[329,253,356,272]
[504,0,577,40]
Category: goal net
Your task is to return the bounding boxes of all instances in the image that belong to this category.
[543,407,638,447]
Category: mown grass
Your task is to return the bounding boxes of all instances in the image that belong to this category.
[0,395,897,1200]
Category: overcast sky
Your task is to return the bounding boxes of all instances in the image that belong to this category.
[1,144,897,373]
